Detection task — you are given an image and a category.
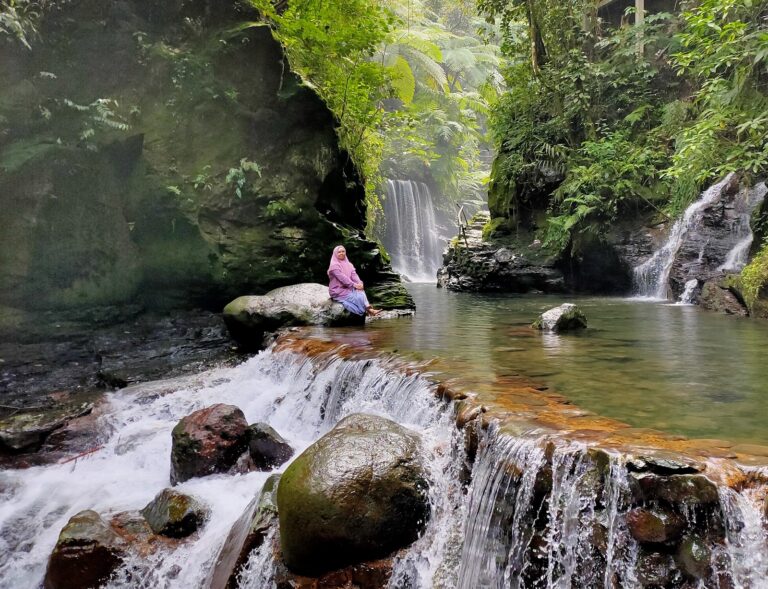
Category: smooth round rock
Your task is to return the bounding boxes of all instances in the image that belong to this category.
[276,413,430,575]
[247,423,294,470]
[140,488,208,538]
[626,507,686,544]
[532,303,587,332]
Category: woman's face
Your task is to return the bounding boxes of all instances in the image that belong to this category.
[336,248,347,260]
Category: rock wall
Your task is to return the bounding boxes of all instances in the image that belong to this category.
[0,0,410,322]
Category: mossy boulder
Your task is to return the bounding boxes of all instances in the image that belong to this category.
[0,0,411,319]
[223,283,363,350]
[629,473,720,506]
[140,488,208,538]
[43,510,127,589]
[532,303,588,332]
[170,404,249,485]
[676,535,712,579]
[276,413,430,575]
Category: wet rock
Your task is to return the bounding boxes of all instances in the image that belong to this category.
[676,535,712,579]
[627,453,701,475]
[272,545,395,589]
[626,507,686,544]
[699,279,748,316]
[140,488,208,538]
[208,474,280,589]
[636,550,682,587]
[437,212,565,293]
[630,473,720,506]
[44,510,127,589]
[170,404,249,485]
[276,413,430,575]
[0,402,94,454]
[532,303,587,332]
[223,284,364,350]
[247,423,293,470]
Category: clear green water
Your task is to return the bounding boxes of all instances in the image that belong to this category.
[364,284,768,445]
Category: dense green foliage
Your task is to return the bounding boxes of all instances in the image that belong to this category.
[250,0,502,206]
[480,0,768,253]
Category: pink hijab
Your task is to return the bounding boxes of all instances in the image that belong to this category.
[328,245,355,278]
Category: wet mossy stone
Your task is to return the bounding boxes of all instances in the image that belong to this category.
[276,413,430,576]
[247,423,293,470]
[170,404,249,485]
[44,510,127,589]
[140,488,208,538]
[532,303,587,332]
[636,550,682,587]
[207,474,280,589]
[629,473,720,506]
[223,283,364,350]
[626,507,686,544]
[676,535,712,579]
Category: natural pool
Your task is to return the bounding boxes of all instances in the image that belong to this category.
[359,284,768,445]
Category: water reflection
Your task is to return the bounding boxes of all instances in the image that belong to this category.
[360,284,768,444]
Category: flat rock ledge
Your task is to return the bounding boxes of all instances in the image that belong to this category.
[223,283,364,350]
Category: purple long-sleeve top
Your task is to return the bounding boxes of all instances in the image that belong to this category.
[328,266,361,300]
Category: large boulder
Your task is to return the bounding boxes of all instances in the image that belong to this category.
[276,414,430,575]
[223,283,364,349]
[699,278,748,315]
[44,510,127,589]
[532,303,587,332]
[140,488,208,538]
[0,401,94,454]
[207,474,281,589]
[170,404,249,485]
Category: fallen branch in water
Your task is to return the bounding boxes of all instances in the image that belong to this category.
[59,446,102,464]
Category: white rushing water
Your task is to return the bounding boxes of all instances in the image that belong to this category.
[382,179,453,283]
[634,175,767,300]
[0,349,459,589]
[634,174,737,300]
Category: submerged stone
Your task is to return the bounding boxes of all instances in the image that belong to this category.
[170,404,249,485]
[140,488,208,538]
[532,303,588,332]
[276,413,430,575]
[44,510,126,589]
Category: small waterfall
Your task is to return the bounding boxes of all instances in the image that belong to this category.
[382,179,450,283]
[718,486,768,587]
[634,175,767,300]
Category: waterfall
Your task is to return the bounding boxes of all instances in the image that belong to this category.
[2,344,768,588]
[0,350,456,589]
[382,179,450,283]
[633,174,767,300]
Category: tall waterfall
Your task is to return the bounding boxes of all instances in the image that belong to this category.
[634,174,767,300]
[2,345,767,588]
[382,179,450,283]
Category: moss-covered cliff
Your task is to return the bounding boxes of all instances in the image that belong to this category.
[0,0,410,322]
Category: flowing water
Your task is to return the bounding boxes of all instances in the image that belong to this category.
[381,179,454,283]
[363,284,768,445]
[634,175,767,300]
[2,293,768,587]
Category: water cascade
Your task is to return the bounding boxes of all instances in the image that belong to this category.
[1,342,767,588]
[633,174,767,300]
[382,179,453,283]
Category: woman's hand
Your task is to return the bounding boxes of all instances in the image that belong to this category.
[354,283,364,290]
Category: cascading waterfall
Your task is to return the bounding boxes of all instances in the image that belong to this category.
[0,349,458,589]
[634,174,767,300]
[2,345,768,588]
[634,174,736,299]
[382,179,451,283]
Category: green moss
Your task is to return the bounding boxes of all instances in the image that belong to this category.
[741,240,768,311]
[481,217,508,241]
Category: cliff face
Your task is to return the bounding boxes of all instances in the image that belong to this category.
[0,0,410,322]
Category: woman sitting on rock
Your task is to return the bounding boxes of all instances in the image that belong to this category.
[327,245,380,316]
